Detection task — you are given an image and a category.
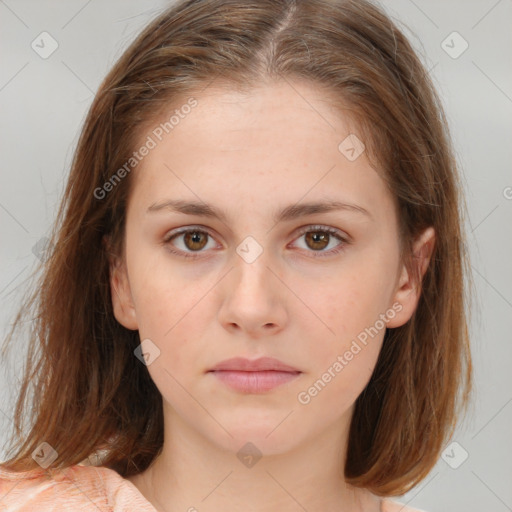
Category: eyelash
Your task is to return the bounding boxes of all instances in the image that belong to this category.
[162,225,349,260]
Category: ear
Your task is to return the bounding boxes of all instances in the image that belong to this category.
[386,226,435,329]
[104,236,139,331]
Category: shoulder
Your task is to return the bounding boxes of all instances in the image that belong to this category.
[0,463,157,511]
[381,497,429,512]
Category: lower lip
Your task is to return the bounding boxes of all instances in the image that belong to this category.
[209,370,301,393]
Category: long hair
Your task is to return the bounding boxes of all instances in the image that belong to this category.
[1,0,473,496]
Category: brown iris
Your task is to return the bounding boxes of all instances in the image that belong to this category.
[305,231,330,251]
[183,231,209,251]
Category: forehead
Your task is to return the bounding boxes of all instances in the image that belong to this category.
[128,79,396,222]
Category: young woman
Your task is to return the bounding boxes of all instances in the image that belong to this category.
[0,0,473,510]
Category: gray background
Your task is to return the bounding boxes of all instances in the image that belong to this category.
[0,1,511,511]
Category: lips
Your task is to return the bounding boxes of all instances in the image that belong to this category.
[208,356,300,373]
[207,357,302,393]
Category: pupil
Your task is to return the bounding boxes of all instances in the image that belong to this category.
[186,231,206,250]
[307,231,328,250]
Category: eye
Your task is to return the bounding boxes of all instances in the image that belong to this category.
[163,226,218,259]
[162,224,349,260]
[291,225,349,258]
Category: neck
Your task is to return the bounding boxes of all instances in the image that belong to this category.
[128,403,381,512]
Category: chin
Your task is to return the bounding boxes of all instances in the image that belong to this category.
[206,423,303,458]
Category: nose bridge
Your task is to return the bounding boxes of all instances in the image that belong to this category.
[216,232,287,334]
[232,233,275,293]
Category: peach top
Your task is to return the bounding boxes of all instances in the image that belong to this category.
[0,463,428,511]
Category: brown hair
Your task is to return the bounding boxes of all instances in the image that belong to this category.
[0,0,473,496]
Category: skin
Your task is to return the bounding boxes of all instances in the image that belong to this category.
[109,79,435,512]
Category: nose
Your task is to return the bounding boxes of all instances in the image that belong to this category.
[217,248,288,338]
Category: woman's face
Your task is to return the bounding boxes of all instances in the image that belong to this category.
[110,79,432,455]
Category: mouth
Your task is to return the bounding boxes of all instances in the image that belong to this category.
[207,357,302,393]
[208,369,301,393]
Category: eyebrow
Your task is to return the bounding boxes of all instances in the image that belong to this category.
[147,198,372,223]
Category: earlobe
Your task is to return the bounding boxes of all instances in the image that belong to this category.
[106,240,139,331]
[386,226,436,329]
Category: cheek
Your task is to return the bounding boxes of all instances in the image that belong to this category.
[315,269,389,343]
[135,279,207,351]
[126,238,208,334]
[304,254,394,385]
[134,279,210,398]
[297,324,384,414]
[128,259,219,374]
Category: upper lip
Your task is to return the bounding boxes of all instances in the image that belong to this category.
[209,357,301,373]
